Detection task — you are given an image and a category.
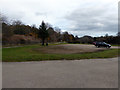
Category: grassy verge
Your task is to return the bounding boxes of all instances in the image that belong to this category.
[111,44,120,46]
[2,44,119,62]
[2,42,67,47]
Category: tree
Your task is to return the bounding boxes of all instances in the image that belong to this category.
[38,21,49,45]
[31,24,38,39]
[48,27,57,42]
[105,33,109,37]
[12,20,27,35]
[1,13,8,24]
[2,23,14,45]
[54,27,61,33]
[117,32,120,36]
[62,31,69,42]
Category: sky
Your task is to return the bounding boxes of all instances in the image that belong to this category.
[0,0,119,37]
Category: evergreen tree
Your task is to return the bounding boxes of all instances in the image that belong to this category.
[38,21,49,45]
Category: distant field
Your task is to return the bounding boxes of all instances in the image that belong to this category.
[2,44,119,62]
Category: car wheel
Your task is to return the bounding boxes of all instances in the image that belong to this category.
[107,46,110,48]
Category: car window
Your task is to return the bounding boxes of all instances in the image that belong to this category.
[103,42,107,44]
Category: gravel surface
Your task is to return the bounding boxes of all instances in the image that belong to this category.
[33,44,119,54]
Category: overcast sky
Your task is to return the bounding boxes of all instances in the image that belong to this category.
[0,0,118,37]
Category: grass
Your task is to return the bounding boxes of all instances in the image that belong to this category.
[2,44,119,62]
[111,44,120,46]
[2,42,68,47]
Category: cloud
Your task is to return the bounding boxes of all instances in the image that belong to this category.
[64,1,118,37]
[0,0,118,36]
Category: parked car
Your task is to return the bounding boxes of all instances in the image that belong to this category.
[93,42,111,48]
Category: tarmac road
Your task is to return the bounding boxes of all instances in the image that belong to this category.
[2,57,118,88]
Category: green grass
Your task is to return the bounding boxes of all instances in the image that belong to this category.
[2,42,68,47]
[2,44,119,62]
[111,44,120,46]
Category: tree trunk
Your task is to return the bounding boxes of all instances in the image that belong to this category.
[42,38,45,46]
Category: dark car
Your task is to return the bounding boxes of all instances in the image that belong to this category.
[93,42,111,48]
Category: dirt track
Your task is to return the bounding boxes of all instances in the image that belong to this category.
[33,44,118,54]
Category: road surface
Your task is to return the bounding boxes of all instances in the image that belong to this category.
[2,58,118,88]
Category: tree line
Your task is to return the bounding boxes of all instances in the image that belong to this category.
[2,16,119,45]
[2,19,76,45]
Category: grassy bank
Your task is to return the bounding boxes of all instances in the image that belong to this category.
[111,44,120,46]
[2,44,119,62]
